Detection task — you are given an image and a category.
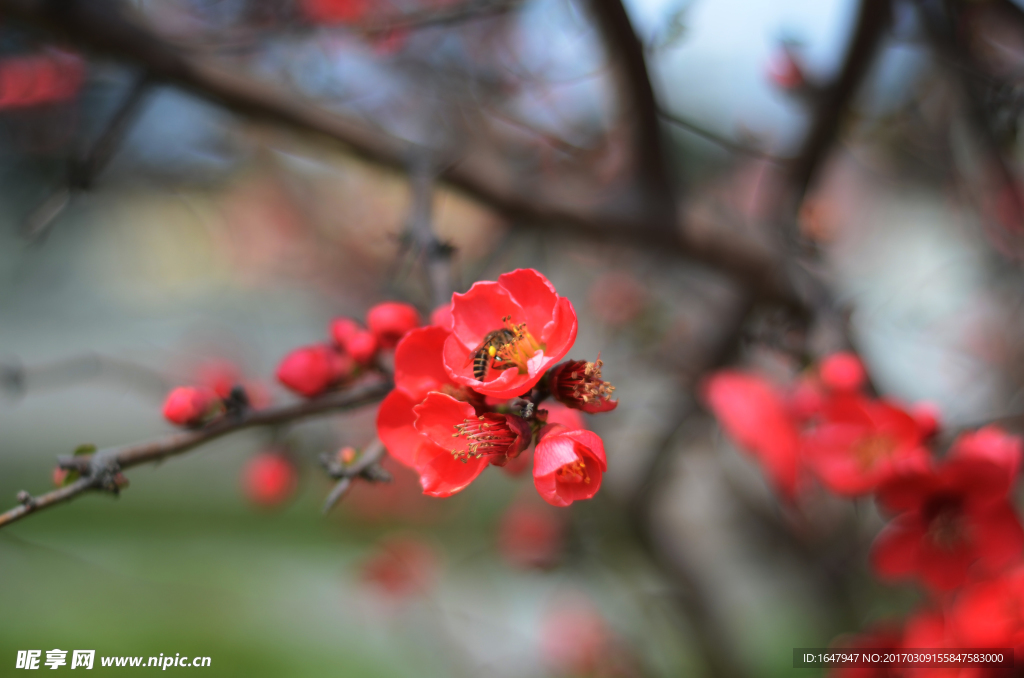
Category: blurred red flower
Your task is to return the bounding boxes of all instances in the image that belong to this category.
[703,371,801,499]
[871,458,1024,591]
[242,452,297,507]
[499,498,565,569]
[802,395,930,497]
[442,268,577,399]
[360,535,439,598]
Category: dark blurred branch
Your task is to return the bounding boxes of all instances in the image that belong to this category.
[0,379,391,530]
[24,74,152,239]
[587,0,676,228]
[919,0,1024,248]
[788,0,891,206]
[0,0,808,313]
[407,153,454,308]
[624,296,755,678]
[356,0,522,36]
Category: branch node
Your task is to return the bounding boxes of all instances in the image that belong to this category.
[16,491,34,507]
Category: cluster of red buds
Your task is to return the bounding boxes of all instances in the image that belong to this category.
[704,353,1024,670]
[377,269,617,507]
[277,301,421,398]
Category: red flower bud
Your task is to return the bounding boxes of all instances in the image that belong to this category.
[52,467,68,487]
[276,345,353,397]
[550,359,618,413]
[346,330,378,365]
[242,452,297,507]
[330,317,362,348]
[163,386,220,427]
[819,352,867,392]
[367,302,421,349]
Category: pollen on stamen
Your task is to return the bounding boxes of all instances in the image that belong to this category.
[451,413,523,462]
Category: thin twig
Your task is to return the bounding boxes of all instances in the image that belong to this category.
[321,437,387,514]
[658,108,790,163]
[0,378,392,530]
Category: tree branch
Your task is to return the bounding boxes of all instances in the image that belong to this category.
[0,378,391,530]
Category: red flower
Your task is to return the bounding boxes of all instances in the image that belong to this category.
[549,359,618,413]
[949,426,1022,486]
[376,327,488,496]
[430,303,453,330]
[162,386,221,427]
[803,395,929,496]
[950,566,1024,656]
[411,392,530,496]
[533,425,606,507]
[871,458,1024,591]
[242,452,297,506]
[498,498,565,570]
[276,344,354,397]
[703,371,801,498]
[360,535,438,598]
[820,352,867,392]
[367,302,421,349]
[442,269,577,399]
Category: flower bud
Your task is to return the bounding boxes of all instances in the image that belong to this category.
[346,329,378,365]
[276,345,354,397]
[330,317,362,349]
[820,352,867,392]
[163,386,221,427]
[242,452,297,506]
[367,302,421,349]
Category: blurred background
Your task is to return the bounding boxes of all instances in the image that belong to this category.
[2,0,1024,675]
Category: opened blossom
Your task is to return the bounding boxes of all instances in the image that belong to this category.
[871,457,1024,591]
[703,371,801,499]
[549,359,618,413]
[802,395,930,496]
[376,326,490,496]
[533,425,607,507]
[443,268,577,399]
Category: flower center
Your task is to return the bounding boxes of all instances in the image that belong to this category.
[452,413,519,462]
[852,433,896,470]
[922,495,967,551]
[556,359,615,406]
[556,458,591,484]
[494,316,543,375]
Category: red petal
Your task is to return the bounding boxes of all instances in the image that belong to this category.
[377,390,423,468]
[534,432,581,477]
[413,392,477,452]
[950,426,1022,485]
[534,472,571,507]
[497,268,559,341]
[870,517,922,579]
[393,326,455,399]
[540,296,578,357]
[449,281,523,350]
[553,465,602,504]
[544,403,585,431]
[971,502,1024,572]
[414,440,488,497]
[562,430,607,471]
